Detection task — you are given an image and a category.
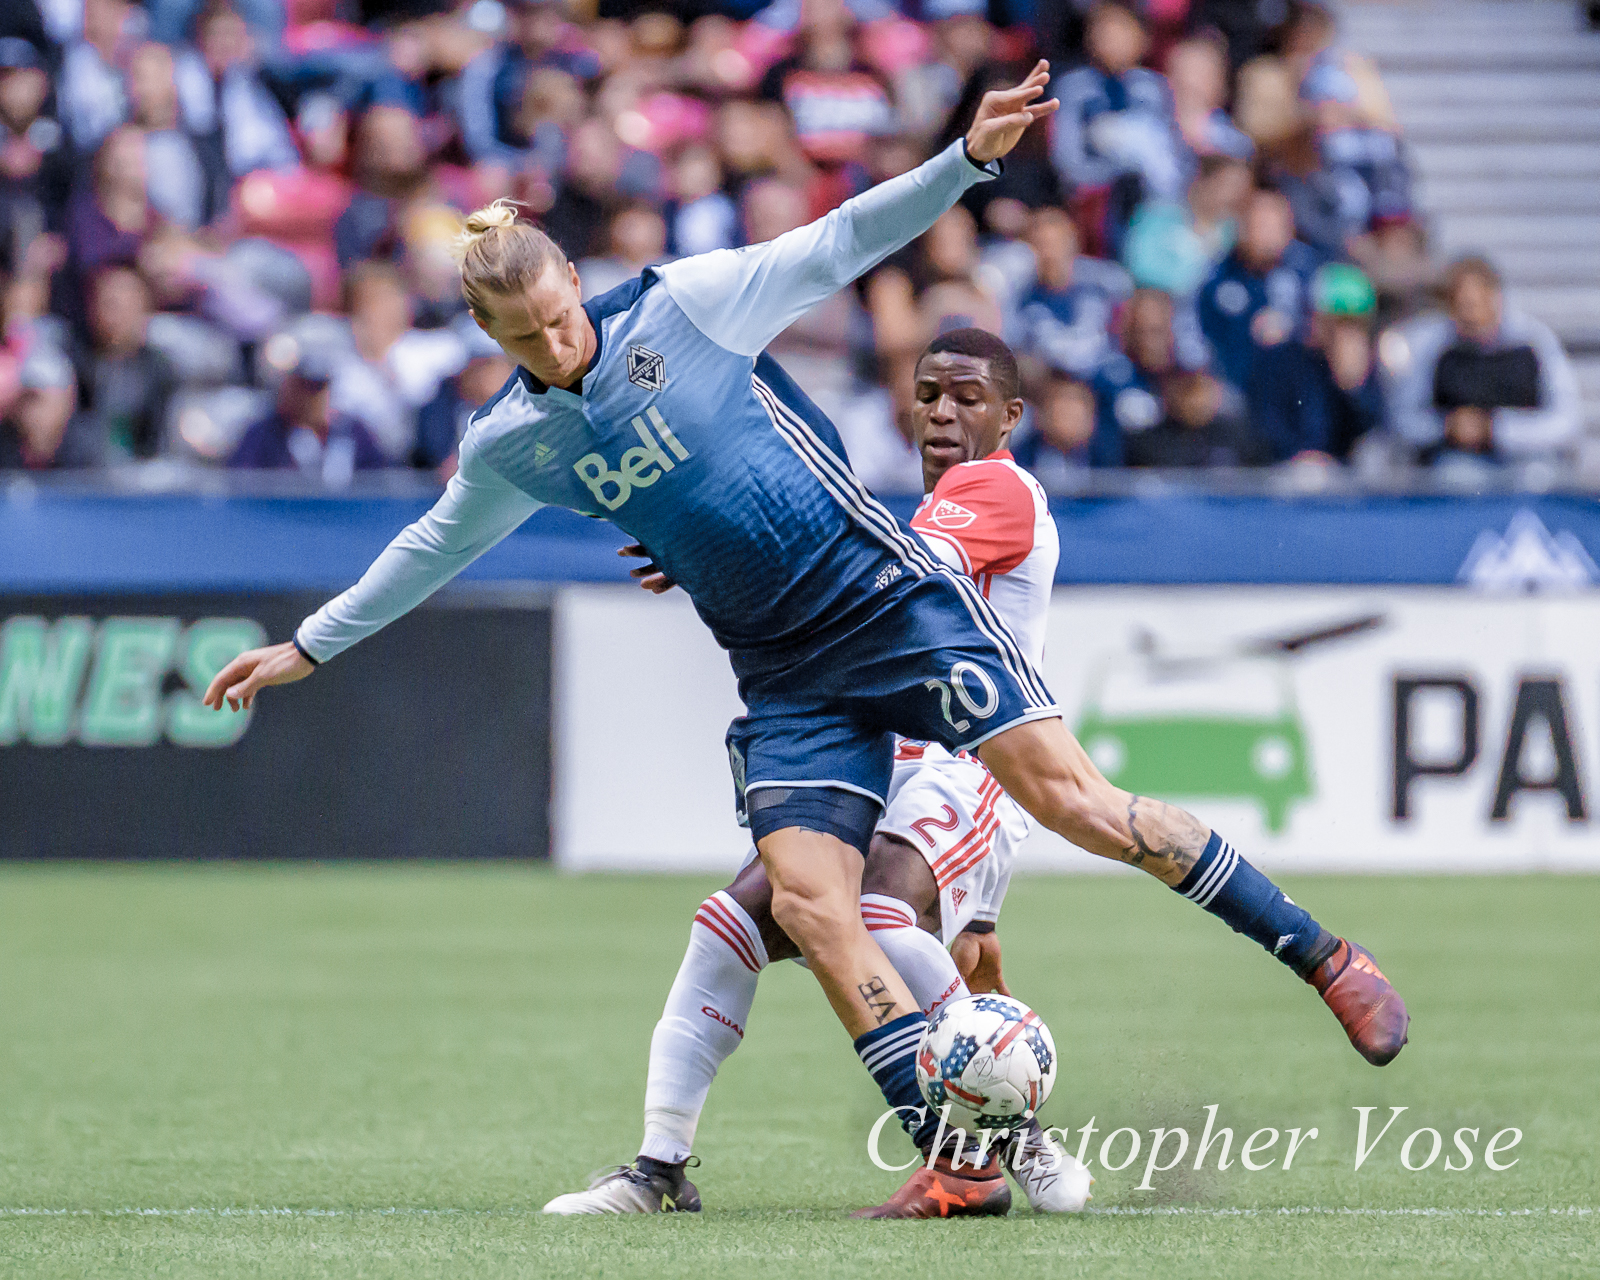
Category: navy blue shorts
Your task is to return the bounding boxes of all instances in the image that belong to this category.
[726,568,1058,826]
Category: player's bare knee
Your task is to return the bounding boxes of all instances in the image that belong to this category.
[726,859,773,917]
[862,835,937,911]
[768,883,853,955]
[725,861,798,959]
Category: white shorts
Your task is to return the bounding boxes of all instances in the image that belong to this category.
[876,740,1030,946]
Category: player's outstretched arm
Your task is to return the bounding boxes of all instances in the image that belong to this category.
[205,447,542,713]
[659,62,1057,359]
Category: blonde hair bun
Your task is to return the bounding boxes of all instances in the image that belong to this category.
[454,198,522,262]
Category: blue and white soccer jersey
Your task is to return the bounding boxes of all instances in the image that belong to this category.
[291,139,1056,823]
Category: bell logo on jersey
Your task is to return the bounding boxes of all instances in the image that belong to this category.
[573,407,691,511]
[925,498,978,530]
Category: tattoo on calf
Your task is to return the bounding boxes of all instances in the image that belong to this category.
[858,975,899,1025]
[1123,796,1205,876]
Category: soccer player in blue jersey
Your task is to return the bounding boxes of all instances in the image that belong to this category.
[205,62,1408,1213]
[542,330,1092,1220]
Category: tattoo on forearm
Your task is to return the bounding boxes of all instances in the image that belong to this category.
[858,975,898,1025]
[1123,796,1206,876]
[1124,796,1149,866]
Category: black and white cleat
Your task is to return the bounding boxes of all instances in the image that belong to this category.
[542,1162,702,1215]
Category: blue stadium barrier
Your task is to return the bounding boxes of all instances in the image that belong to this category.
[4,482,1599,590]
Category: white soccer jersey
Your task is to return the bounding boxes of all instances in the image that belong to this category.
[876,450,1061,944]
[907,451,1057,668]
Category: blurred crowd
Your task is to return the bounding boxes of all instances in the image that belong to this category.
[0,0,1584,487]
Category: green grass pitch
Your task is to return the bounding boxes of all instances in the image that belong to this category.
[1,866,1596,1278]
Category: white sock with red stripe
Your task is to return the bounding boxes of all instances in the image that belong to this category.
[860,893,968,1016]
[639,890,767,1165]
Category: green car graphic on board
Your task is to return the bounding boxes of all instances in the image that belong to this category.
[1074,614,1382,834]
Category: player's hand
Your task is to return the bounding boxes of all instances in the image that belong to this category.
[618,542,676,594]
[951,929,1010,995]
[202,641,314,712]
[965,61,1059,165]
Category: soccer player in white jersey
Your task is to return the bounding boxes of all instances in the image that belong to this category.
[544,329,1089,1218]
[205,62,1407,1217]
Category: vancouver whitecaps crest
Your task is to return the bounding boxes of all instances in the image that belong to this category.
[627,344,666,392]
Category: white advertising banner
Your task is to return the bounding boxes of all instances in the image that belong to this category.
[555,587,749,871]
[555,585,1600,873]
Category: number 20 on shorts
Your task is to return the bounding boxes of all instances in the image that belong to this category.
[925,661,1000,734]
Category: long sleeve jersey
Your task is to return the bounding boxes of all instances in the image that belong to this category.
[296,140,1000,680]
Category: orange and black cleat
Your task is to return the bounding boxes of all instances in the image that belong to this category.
[1308,938,1410,1066]
[852,1148,1012,1220]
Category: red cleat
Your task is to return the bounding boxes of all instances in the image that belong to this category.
[1308,939,1410,1066]
[852,1148,1012,1219]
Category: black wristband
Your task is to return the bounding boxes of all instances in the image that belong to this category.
[959,137,1003,178]
[961,919,996,935]
[291,633,320,667]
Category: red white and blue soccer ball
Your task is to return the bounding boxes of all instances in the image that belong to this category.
[915,994,1058,1131]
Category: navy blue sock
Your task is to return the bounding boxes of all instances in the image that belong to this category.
[854,1012,939,1150]
[1174,832,1338,977]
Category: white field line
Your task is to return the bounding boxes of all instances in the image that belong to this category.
[0,1206,1593,1219]
[1087,1207,1596,1218]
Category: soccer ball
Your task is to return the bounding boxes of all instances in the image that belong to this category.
[915,994,1057,1131]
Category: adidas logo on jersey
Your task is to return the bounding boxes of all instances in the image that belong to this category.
[573,407,690,511]
[925,498,978,530]
[950,887,967,909]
